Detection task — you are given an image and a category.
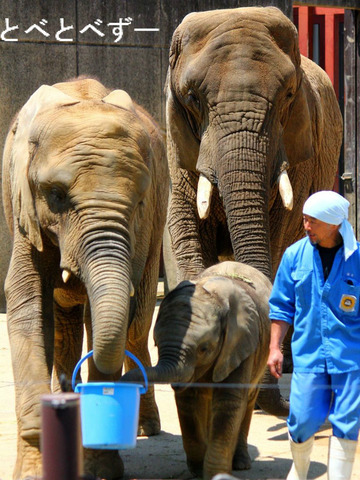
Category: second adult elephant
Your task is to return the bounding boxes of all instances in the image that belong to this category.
[2,77,169,479]
[164,6,343,415]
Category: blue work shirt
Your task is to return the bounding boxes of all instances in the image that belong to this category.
[269,237,360,373]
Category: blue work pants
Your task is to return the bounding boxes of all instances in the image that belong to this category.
[287,370,360,443]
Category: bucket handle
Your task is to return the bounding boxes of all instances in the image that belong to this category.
[71,350,148,394]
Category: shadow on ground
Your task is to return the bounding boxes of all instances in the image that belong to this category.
[121,429,327,480]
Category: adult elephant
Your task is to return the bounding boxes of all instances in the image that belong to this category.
[2,77,169,480]
[164,6,343,415]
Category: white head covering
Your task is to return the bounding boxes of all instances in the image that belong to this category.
[303,190,358,261]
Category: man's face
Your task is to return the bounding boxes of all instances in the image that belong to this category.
[303,215,340,248]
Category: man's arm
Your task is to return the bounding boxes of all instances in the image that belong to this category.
[267,320,290,379]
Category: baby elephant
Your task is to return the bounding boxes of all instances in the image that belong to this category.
[123,261,271,480]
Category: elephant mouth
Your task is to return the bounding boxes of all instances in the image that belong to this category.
[197,167,293,220]
[171,374,195,393]
[171,383,189,393]
[54,272,87,305]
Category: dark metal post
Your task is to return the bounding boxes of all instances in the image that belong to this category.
[41,393,84,480]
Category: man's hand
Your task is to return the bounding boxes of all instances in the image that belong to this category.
[267,347,284,378]
[267,320,290,379]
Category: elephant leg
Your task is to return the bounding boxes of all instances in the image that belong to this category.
[162,198,179,293]
[175,386,211,477]
[203,386,247,480]
[126,341,160,436]
[168,170,226,281]
[84,449,124,480]
[168,170,207,281]
[198,187,231,266]
[233,387,259,470]
[126,252,161,436]
[6,235,54,478]
[52,301,84,392]
[204,360,256,480]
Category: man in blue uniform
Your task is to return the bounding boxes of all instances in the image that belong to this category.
[267,190,360,480]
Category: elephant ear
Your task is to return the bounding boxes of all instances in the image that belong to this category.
[166,21,200,171]
[266,9,314,167]
[102,90,136,114]
[206,279,260,383]
[166,75,200,172]
[283,66,314,166]
[11,85,79,251]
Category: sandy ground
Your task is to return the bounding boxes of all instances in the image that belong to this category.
[0,295,360,480]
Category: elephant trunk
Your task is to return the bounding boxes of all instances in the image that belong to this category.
[122,364,183,385]
[216,131,272,279]
[122,347,194,386]
[81,235,132,375]
[213,128,289,416]
[256,367,289,417]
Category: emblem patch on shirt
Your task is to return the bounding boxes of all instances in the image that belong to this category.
[339,294,357,312]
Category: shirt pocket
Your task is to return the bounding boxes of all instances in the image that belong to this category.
[292,268,313,306]
[329,278,360,318]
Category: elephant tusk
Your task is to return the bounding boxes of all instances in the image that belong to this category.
[278,170,293,211]
[130,282,135,297]
[197,174,213,220]
[62,269,71,284]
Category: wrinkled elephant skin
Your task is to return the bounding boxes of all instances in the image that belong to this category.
[2,78,169,480]
[164,6,343,416]
[123,261,271,480]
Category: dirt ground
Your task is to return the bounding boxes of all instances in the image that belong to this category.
[1,294,360,480]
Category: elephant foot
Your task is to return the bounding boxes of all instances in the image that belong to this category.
[138,408,161,436]
[187,459,204,478]
[14,439,42,480]
[14,462,42,480]
[233,447,251,470]
[84,449,124,480]
[138,418,161,436]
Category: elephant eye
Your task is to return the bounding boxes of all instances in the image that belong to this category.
[50,186,66,202]
[181,89,202,140]
[185,89,201,110]
[43,184,69,212]
[197,342,210,355]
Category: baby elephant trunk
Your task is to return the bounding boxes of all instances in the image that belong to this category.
[121,359,193,387]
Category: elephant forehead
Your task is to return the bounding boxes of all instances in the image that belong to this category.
[32,103,146,148]
[30,107,151,195]
[183,17,268,49]
[181,7,293,43]
[157,286,220,324]
[155,301,221,344]
[176,8,298,92]
[34,144,151,199]
[177,28,297,103]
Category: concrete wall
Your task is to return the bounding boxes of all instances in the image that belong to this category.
[0,0,292,312]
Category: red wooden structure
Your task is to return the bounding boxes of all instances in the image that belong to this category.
[293,5,348,201]
[293,5,345,193]
[293,6,344,98]
[292,6,359,237]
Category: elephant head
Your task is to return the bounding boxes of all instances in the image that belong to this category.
[5,78,164,375]
[123,261,271,387]
[166,6,342,280]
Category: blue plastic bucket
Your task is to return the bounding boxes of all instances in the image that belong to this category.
[72,350,147,450]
